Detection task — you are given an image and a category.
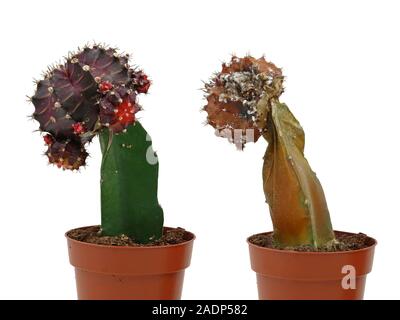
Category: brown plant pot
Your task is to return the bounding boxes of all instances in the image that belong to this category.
[248,231,376,300]
[66,226,195,300]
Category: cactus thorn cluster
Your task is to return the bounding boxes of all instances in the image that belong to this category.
[203,55,284,148]
[30,44,151,170]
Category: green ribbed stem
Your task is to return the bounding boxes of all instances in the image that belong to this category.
[99,121,164,243]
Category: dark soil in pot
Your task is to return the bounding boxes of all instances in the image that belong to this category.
[67,225,190,246]
[249,232,373,252]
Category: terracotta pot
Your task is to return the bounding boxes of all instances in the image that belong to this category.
[248,231,376,300]
[66,226,195,300]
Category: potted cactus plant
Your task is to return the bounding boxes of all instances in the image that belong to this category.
[29,44,195,300]
[203,55,376,300]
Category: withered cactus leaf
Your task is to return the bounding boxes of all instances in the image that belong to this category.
[262,101,335,247]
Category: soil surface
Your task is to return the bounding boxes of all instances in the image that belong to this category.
[67,226,191,247]
[248,232,373,252]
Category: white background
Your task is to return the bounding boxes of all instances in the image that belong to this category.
[0,0,399,299]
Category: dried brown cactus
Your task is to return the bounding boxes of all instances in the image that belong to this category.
[204,55,335,248]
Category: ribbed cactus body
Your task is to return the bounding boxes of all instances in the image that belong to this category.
[30,45,151,170]
[32,78,77,138]
[46,139,88,170]
[99,86,139,133]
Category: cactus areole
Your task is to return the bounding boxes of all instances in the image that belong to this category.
[30,44,163,243]
[203,56,335,249]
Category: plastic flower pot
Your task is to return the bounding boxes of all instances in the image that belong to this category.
[248,231,376,300]
[66,226,195,300]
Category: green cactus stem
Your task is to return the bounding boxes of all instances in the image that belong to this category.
[99,122,164,243]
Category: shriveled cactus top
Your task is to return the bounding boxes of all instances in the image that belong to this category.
[203,56,284,148]
[30,44,151,170]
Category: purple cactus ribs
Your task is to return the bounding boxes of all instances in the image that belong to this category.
[30,44,151,170]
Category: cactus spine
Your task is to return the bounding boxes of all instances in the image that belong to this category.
[30,44,162,243]
[203,56,335,248]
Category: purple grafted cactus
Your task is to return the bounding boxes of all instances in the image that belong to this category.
[30,44,151,170]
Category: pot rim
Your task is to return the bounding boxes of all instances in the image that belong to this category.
[247,230,377,255]
[66,225,196,250]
